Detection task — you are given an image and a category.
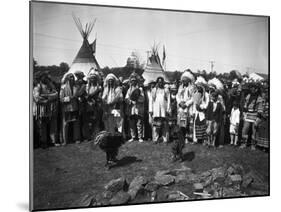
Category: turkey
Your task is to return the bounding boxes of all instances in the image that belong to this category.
[92,131,125,167]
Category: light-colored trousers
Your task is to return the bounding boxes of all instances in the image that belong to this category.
[129,115,143,139]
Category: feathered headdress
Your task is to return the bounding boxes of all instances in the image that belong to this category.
[180,71,195,82]
[103,73,118,87]
[208,77,224,91]
[195,76,207,85]
[61,73,75,84]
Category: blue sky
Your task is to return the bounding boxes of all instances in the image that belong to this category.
[32,2,268,74]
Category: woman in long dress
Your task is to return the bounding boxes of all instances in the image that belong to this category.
[193,82,209,144]
[255,88,269,149]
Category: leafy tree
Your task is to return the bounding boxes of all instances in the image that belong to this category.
[59,62,69,72]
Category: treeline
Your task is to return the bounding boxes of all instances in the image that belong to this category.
[33,59,244,86]
[33,59,69,84]
[101,66,243,83]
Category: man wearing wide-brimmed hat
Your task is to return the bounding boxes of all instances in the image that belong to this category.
[125,72,145,142]
[33,72,59,148]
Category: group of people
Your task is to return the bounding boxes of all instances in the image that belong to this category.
[33,68,269,156]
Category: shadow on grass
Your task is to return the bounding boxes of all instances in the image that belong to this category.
[110,156,142,169]
[182,151,195,162]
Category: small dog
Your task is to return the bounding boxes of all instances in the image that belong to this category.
[93,131,125,167]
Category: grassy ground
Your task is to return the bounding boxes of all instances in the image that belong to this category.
[33,141,269,210]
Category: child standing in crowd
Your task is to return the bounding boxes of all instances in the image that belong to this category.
[206,90,223,147]
[229,101,240,146]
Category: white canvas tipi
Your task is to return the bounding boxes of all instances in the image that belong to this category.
[67,15,100,76]
[142,45,168,85]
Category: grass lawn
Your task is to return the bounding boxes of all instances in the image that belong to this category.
[33,141,269,210]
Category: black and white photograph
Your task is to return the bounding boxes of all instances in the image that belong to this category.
[30,1,269,211]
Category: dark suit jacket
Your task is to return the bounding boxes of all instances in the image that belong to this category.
[205,101,223,123]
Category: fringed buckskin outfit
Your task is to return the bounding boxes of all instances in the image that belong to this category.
[33,81,58,147]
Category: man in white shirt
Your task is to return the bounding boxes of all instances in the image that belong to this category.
[150,77,171,143]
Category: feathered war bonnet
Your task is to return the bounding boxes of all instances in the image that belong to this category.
[180,70,195,82]
[103,73,118,87]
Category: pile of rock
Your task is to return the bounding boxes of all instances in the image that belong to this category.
[78,163,267,207]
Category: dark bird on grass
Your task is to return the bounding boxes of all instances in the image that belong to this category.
[92,131,125,167]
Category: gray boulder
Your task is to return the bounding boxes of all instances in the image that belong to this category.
[222,187,245,197]
[166,191,189,201]
[227,166,236,175]
[242,175,254,188]
[193,183,204,192]
[156,170,171,176]
[203,175,213,187]
[229,174,242,185]
[128,176,148,199]
[129,176,148,188]
[92,194,110,206]
[109,191,131,205]
[211,167,226,183]
[186,173,199,183]
[145,181,160,192]
[154,174,175,186]
[74,193,95,207]
[104,177,127,193]
[231,164,245,175]
[102,190,114,199]
[175,173,187,184]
